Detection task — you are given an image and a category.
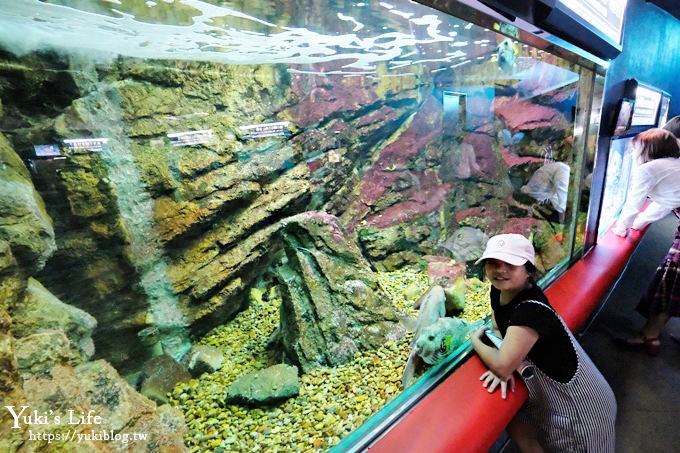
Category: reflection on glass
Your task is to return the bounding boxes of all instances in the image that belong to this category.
[0,0,599,451]
[659,94,672,128]
[578,72,605,253]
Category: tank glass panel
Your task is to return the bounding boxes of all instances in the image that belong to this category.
[0,1,602,450]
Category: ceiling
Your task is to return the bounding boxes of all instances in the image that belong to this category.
[648,0,680,20]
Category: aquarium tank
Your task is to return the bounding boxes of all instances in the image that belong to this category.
[0,0,603,451]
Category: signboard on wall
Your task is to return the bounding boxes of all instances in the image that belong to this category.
[558,0,627,45]
[167,129,214,147]
[535,0,628,59]
[239,122,291,140]
[631,85,662,127]
[63,138,109,152]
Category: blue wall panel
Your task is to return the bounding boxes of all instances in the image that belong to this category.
[606,0,680,122]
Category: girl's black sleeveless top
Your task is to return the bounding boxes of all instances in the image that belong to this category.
[490,284,578,383]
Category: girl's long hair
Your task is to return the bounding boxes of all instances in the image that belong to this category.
[633,128,680,164]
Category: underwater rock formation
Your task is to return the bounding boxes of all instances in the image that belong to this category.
[14,331,80,376]
[0,50,431,367]
[225,363,300,406]
[4,54,315,369]
[180,344,224,378]
[269,212,406,372]
[346,96,449,229]
[21,360,187,451]
[0,131,188,451]
[356,222,430,271]
[0,134,56,274]
[494,97,569,132]
[452,141,481,179]
[12,277,97,362]
[139,354,192,405]
[0,241,30,451]
[422,256,467,285]
[439,226,490,263]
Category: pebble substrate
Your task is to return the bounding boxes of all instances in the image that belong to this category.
[170,268,491,452]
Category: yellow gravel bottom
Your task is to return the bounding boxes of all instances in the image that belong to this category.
[170,268,491,452]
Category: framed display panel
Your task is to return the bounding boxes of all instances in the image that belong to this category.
[598,136,636,236]
[0,1,608,452]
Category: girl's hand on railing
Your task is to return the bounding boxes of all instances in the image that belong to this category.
[480,369,515,400]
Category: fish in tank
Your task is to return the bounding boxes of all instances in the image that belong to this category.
[0,0,598,451]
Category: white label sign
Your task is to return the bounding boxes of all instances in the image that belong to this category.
[63,138,109,152]
[167,129,214,147]
[239,121,291,140]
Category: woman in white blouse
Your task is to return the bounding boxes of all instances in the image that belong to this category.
[613,124,680,355]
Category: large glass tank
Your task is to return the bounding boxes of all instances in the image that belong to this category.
[0,1,602,451]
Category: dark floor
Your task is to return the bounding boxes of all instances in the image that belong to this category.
[497,214,680,452]
[579,214,680,453]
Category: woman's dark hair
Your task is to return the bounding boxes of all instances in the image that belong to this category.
[662,115,680,138]
[633,128,680,163]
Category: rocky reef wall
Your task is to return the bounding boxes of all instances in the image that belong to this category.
[0,126,186,451]
[0,43,573,374]
[1,49,426,372]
